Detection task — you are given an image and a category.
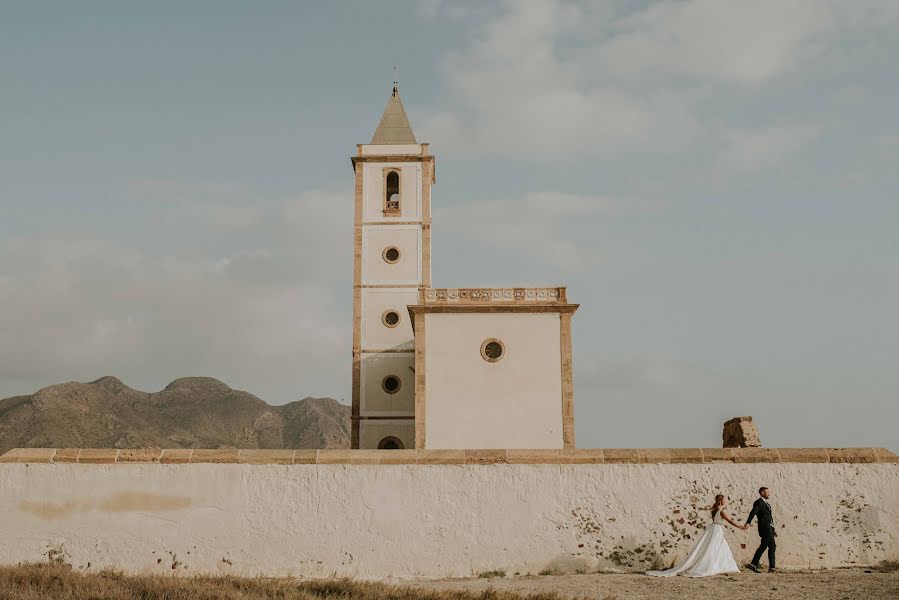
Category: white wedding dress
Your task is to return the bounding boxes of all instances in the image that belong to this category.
[646,511,740,577]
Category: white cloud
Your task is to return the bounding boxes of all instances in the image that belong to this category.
[425,1,690,160]
[416,0,492,22]
[0,186,354,403]
[437,191,655,273]
[596,0,833,87]
[721,122,822,174]
[421,0,898,163]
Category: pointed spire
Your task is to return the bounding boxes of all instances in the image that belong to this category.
[371,80,417,145]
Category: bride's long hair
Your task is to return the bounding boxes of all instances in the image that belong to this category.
[710,494,725,518]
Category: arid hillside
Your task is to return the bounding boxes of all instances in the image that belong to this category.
[0,376,350,453]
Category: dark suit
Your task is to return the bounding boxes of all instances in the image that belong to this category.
[746,497,776,569]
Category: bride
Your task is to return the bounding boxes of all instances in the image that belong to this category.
[647,494,746,577]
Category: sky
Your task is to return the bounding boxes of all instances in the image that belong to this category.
[1,1,898,450]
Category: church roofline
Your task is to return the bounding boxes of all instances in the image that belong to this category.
[370,86,417,145]
[407,287,577,331]
[407,303,579,332]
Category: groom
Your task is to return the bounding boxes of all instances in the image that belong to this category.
[745,486,776,573]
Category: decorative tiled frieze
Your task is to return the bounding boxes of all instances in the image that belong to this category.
[420,287,566,304]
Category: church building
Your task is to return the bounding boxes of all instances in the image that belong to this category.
[351,85,578,450]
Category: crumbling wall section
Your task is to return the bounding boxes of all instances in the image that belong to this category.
[723,416,762,448]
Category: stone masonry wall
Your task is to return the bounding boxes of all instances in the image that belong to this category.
[723,416,762,448]
[0,448,896,578]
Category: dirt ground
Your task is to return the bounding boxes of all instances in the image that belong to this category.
[409,569,899,600]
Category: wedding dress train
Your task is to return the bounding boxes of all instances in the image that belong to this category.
[646,511,740,577]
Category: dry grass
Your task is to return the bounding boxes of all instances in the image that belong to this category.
[477,570,507,579]
[878,560,899,573]
[0,563,575,600]
[418,567,899,600]
[537,569,561,577]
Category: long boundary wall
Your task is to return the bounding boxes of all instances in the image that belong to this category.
[1,448,897,578]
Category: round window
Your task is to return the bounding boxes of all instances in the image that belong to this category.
[480,338,505,363]
[378,436,404,450]
[382,375,401,394]
[381,310,400,328]
[382,246,400,264]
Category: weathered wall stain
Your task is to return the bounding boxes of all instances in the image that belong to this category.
[2,463,896,577]
[550,466,897,574]
[46,543,71,566]
[20,492,192,520]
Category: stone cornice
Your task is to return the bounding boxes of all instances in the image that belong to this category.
[408,304,579,322]
[351,155,435,164]
[350,155,436,184]
[1,447,895,465]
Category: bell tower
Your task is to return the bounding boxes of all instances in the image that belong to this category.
[351,84,434,449]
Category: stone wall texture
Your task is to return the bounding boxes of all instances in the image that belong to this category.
[0,448,896,578]
[723,416,762,448]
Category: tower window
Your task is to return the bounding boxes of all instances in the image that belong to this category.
[384,169,401,215]
[382,310,401,328]
[480,338,505,363]
[381,375,401,394]
[382,246,400,264]
[378,436,404,450]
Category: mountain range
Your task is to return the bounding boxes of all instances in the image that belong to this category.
[0,376,350,454]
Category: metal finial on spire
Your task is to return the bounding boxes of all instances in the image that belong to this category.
[393,63,398,97]
[372,70,417,144]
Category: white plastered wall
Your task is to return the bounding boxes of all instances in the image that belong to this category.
[361,288,417,350]
[362,226,421,285]
[359,420,415,449]
[423,312,564,449]
[361,163,422,222]
[1,463,895,577]
[360,353,415,415]
[355,152,426,448]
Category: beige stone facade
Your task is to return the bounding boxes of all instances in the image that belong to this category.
[354,90,578,450]
[352,92,433,449]
[409,288,578,449]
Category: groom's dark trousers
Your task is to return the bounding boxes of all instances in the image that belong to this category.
[746,498,776,569]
